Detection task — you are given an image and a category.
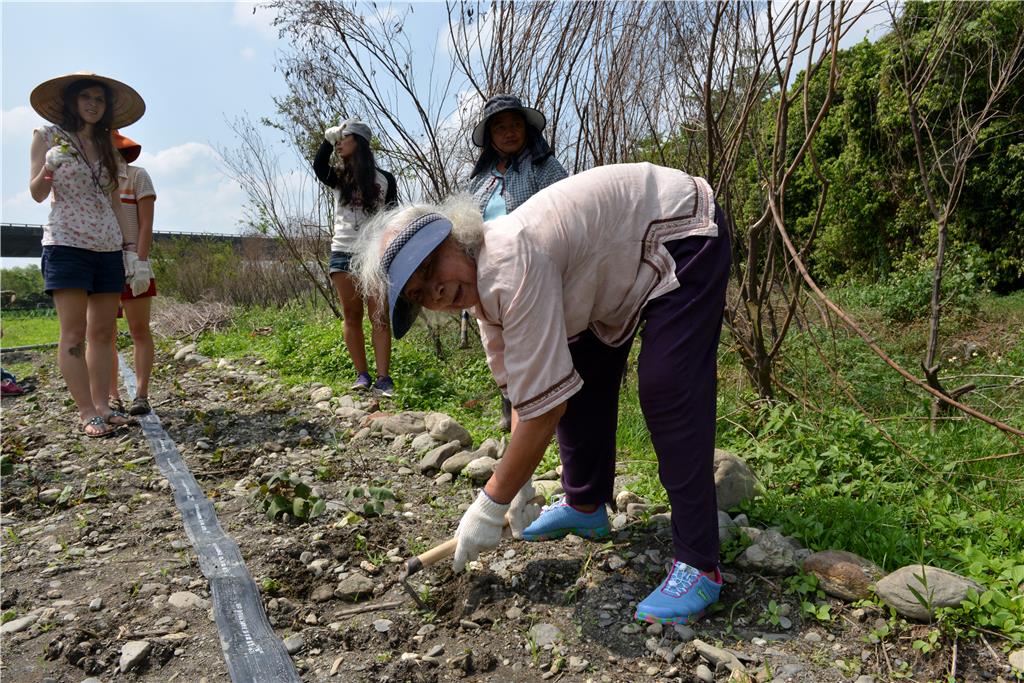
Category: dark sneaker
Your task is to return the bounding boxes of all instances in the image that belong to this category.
[351,372,373,391]
[129,396,151,415]
[634,560,722,625]
[373,375,395,398]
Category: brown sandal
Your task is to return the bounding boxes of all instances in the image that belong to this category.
[108,396,126,413]
[79,416,116,438]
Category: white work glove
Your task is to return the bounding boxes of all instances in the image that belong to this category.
[453,491,509,572]
[123,250,139,278]
[130,260,153,297]
[44,146,75,172]
[506,480,542,540]
[325,125,345,144]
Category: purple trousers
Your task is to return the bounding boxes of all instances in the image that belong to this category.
[556,214,730,572]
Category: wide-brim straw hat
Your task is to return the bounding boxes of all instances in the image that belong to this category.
[471,93,546,147]
[30,72,145,129]
[111,129,141,164]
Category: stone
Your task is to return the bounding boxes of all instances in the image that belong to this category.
[714,449,760,510]
[611,513,628,530]
[529,623,562,648]
[475,439,500,460]
[335,406,368,421]
[377,412,426,437]
[174,343,197,360]
[854,676,876,683]
[441,450,479,475]
[568,656,589,673]
[735,528,800,575]
[283,633,304,655]
[168,591,210,611]
[693,639,744,672]
[311,585,334,603]
[119,640,151,672]
[310,386,333,403]
[0,614,38,634]
[875,565,982,621]
[803,631,822,643]
[673,624,695,641]
[803,549,883,601]
[615,489,643,511]
[463,456,497,483]
[410,432,439,453]
[373,618,392,632]
[696,664,714,683]
[334,574,376,601]
[1010,649,1024,672]
[718,510,737,543]
[532,479,564,499]
[418,441,462,474]
[39,488,62,505]
[89,597,103,611]
[424,413,472,447]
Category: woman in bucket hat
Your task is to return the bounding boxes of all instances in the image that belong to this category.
[466,93,568,430]
[107,130,158,416]
[313,118,399,396]
[355,162,730,626]
[28,72,145,437]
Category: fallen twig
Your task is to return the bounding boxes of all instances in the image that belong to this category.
[333,599,406,619]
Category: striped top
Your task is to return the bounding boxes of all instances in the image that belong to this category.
[117,165,157,246]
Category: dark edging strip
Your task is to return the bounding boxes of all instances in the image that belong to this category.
[120,355,301,682]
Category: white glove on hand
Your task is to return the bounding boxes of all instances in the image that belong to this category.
[123,250,139,278]
[325,125,345,144]
[507,481,542,540]
[130,260,153,297]
[44,147,75,172]
[453,491,509,572]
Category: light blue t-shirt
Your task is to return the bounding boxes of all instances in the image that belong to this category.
[482,168,508,221]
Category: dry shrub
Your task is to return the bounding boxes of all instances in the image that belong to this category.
[151,298,235,341]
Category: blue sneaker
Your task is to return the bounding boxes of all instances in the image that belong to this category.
[373,375,395,398]
[351,372,372,391]
[634,560,722,625]
[521,497,610,541]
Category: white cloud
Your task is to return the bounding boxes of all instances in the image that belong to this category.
[232,1,278,41]
[240,46,256,61]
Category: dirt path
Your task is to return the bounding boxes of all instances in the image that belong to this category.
[0,346,1008,682]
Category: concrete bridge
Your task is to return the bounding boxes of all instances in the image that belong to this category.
[1,223,283,258]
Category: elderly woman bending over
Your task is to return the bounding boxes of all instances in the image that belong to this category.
[354,163,730,625]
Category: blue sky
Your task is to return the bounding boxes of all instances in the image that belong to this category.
[2,1,284,237]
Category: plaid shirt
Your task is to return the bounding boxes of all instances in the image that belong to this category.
[468,153,568,215]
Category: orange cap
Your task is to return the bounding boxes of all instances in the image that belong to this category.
[111,129,141,163]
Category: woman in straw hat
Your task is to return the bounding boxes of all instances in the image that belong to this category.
[107,130,157,416]
[28,72,145,437]
[355,162,729,626]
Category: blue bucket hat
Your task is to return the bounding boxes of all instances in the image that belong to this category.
[381,212,453,339]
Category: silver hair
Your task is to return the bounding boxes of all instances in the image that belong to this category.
[351,193,485,322]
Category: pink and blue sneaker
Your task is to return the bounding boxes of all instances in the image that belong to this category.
[521,496,611,541]
[634,560,722,625]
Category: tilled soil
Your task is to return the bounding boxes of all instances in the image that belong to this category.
[0,346,1013,682]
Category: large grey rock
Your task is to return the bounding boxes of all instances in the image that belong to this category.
[418,440,462,474]
[310,386,333,403]
[735,528,800,575]
[173,343,197,360]
[533,479,563,499]
[283,633,304,655]
[529,622,562,648]
[714,449,760,510]
[334,574,376,601]
[875,565,981,621]
[1009,648,1024,672]
[168,591,210,611]
[424,413,472,447]
[692,638,744,672]
[119,640,151,672]
[441,450,478,475]
[411,432,439,453]
[463,456,497,483]
[475,439,500,460]
[378,412,426,437]
[803,549,883,601]
[39,488,63,505]
[0,614,38,634]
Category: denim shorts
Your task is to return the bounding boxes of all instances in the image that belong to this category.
[41,245,125,295]
[329,251,354,274]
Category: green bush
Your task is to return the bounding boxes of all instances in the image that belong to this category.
[0,266,49,309]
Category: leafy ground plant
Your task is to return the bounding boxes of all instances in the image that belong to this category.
[257,471,325,522]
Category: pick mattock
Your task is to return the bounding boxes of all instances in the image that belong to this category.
[398,494,544,609]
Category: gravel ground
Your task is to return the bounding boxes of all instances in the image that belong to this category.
[0,345,1015,682]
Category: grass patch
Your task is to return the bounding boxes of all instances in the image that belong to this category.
[1,310,60,348]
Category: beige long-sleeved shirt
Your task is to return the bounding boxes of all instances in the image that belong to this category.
[472,162,718,421]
